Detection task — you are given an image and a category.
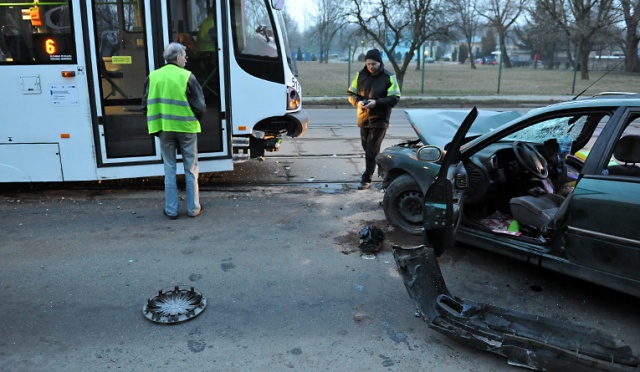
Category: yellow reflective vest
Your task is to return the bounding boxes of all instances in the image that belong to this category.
[197,15,216,52]
[146,64,201,134]
[347,66,401,128]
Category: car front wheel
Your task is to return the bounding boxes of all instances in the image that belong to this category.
[383,174,424,235]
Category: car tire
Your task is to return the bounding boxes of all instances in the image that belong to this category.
[383,174,423,235]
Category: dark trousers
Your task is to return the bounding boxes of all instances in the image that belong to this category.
[360,127,387,183]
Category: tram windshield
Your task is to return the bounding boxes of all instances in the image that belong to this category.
[0,0,76,64]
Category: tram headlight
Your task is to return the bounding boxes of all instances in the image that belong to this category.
[287,86,300,110]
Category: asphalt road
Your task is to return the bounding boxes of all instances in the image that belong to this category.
[1,106,638,371]
[204,107,528,186]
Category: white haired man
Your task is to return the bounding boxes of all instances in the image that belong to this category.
[142,42,206,218]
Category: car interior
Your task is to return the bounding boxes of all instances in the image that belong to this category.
[456,110,640,246]
[457,112,610,245]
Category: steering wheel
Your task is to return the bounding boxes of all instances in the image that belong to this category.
[512,141,548,179]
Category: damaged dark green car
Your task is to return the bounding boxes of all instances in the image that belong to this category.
[382,93,640,370]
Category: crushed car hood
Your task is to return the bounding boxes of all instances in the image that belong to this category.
[404,109,522,149]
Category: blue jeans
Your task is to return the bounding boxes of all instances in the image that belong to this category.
[159,131,201,216]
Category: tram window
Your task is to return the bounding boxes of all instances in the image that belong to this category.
[122,0,143,32]
[95,1,120,57]
[0,1,76,64]
[231,0,279,59]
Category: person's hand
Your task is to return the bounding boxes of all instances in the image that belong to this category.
[362,99,376,109]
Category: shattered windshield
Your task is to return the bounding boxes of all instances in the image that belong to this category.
[504,115,588,144]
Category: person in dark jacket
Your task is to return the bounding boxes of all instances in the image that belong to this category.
[348,48,401,190]
[142,42,206,219]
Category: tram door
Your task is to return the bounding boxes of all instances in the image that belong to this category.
[89,0,226,166]
[89,0,155,163]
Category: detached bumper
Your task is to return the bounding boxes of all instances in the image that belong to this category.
[393,245,639,371]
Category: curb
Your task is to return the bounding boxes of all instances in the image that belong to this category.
[303,95,575,108]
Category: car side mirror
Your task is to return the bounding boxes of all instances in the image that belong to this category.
[416,146,444,162]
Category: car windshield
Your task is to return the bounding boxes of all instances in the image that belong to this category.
[504,115,589,144]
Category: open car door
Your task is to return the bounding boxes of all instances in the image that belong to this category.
[423,107,477,256]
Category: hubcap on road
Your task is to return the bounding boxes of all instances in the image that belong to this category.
[143,286,207,324]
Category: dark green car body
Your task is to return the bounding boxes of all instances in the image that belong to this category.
[382,95,640,297]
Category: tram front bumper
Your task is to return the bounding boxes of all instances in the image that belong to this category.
[285,109,309,138]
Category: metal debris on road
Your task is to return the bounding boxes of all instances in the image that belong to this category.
[393,245,639,371]
[359,225,385,253]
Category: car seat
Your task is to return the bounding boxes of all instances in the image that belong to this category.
[509,193,566,234]
[608,135,640,177]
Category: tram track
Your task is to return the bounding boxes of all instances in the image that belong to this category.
[0,151,371,193]
[0,179,371,194]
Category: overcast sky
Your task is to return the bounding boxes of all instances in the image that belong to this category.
[284,1,316,31]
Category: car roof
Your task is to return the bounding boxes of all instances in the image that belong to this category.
[406,94,640,150]
[457,93,640,150]
[525,93,640,118]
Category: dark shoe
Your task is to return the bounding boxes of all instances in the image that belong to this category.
[189,207,203,218]
[164,210,178,220]
[357,182,371,190]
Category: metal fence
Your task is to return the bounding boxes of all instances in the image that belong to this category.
[296,58,636,98]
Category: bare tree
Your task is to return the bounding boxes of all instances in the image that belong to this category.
[477,0,529,68]
[451,0,483,69]
[339,24,370,62]
[310,0,348,63]
[539,0,621,79]
[620,0,640,72]
[347,0,454,89]
[481,28,498,56]
[516,1,565,69]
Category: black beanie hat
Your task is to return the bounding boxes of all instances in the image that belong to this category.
[365,49,382,63]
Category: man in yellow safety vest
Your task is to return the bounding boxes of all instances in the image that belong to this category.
[142,42,206,219]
